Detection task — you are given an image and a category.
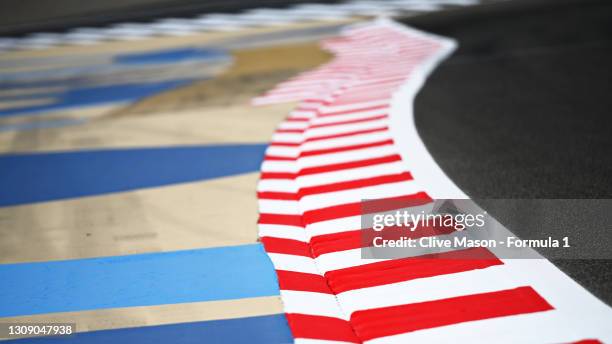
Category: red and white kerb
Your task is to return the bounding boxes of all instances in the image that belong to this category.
[254,19,612,344]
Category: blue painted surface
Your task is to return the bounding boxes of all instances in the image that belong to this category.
[115,47,228,65]
[0,79,194,118]
[0,144,267,207]
[0,244,280,317]
[7,314,292,344]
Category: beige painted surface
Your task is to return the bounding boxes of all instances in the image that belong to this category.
[0,103,289,154]
[0,86,66,98]
[0,98,57,111]
[0,296,283,335]
[0,103,122,127]
[0,40,329,154]
[115,41,330,114]
[0,172,262,263]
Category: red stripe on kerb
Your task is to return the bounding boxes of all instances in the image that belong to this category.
[258,214,303,227]
[300,139,394,158]
[260,237,310,257]
[310,224,456,257]
[257,191,299,200]
[351,286,554,341]
[318,104,390,117]
[300,154,404,176]
[325,247,503,293]
[300,171,413,198]
[257,172,413,201]
[259,154,403,180]
[275,128,306,134]
[286,314,360,343]
[302,192,432,225]
[260,172,296,180]
[265,139,394,161]
[269,141,300,147]
[270,126,390,147]
[571,340,603,344]
[304,126,389,142]
[276,270,332,294]
[309,114,388,129]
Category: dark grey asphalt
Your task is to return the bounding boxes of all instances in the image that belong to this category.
[402,0,612,304]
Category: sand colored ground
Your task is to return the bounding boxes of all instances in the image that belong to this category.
[0,97,57,111]
[0,103,122,127]
[113,40,331,115]
[0,103,290,153]
[0,36,331,154]
[0,86,66,98]
[0,296,283,334]
[0,172,264,263]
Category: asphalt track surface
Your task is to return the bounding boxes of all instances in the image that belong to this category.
[404,0,612,305]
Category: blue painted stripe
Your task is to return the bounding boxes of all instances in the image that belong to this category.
[6,314,292,344]
[0,79,193,117]
[0,244,279,317]
[0,144,267,207]
[114,47,228,65]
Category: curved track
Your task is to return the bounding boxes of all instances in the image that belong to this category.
[405,0,612,304]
